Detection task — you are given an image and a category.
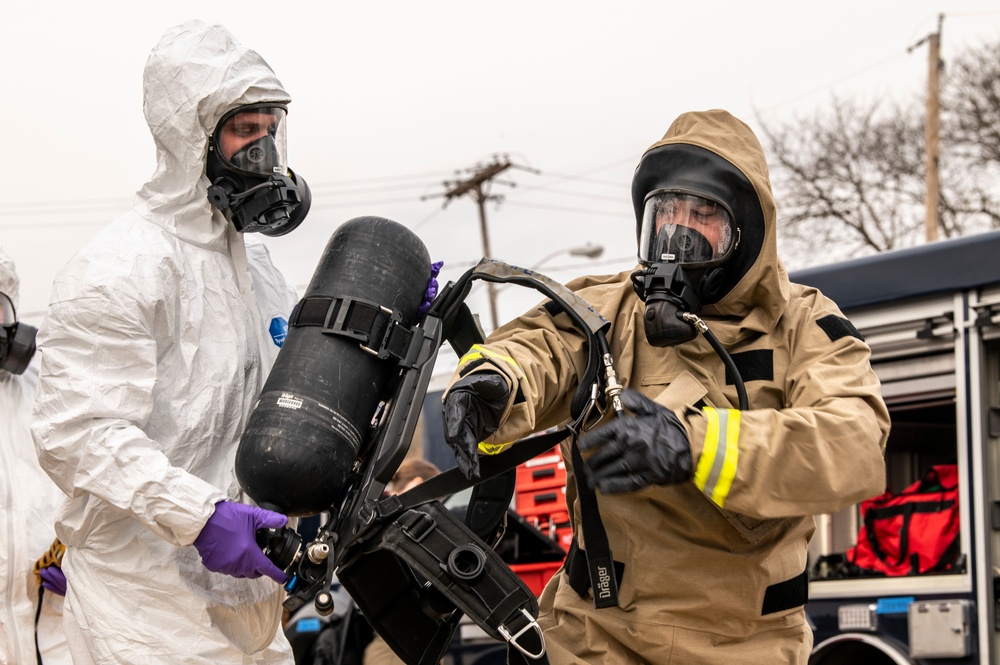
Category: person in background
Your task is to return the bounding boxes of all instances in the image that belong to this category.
[441,109,890,663]
[387,458,443,496]
[0,246,72,665]
[31,20,310,664]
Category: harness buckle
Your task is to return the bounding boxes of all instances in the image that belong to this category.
[498,608,546,660]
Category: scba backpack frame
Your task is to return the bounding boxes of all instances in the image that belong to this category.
[242,221,621,665]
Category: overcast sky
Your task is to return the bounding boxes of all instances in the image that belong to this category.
[3,1,999,340]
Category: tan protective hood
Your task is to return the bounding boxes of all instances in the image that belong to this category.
[640,110,790,343]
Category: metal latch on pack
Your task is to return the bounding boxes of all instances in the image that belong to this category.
[498,608,546,660]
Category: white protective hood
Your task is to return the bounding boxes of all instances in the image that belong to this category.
[31,21,298,664]
[136,19,291,250]
[0,246,19,308]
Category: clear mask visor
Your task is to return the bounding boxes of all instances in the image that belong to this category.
[638,191,736,266]
[0,293,15,327]
[213,105,288,177]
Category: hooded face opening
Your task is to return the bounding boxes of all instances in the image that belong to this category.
[0,292,15,327]
[204,101,311,237]
[631,143,765,306]
[210,103,289,178]
[638,191,737,267]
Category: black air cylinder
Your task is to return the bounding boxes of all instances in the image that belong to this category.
[236,216,431,516]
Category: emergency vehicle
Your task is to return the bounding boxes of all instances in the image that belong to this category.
[797,228,1000,664]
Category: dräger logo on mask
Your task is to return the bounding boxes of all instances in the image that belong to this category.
[269,317,288,347]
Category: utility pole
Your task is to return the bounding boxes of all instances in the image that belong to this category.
[424,155,537,331]
[910,13,944,243]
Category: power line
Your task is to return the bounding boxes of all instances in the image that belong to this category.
[0,196,133,213]
[0,201,132,217]
[528,173,627,188]
[510,187,625,204]
[309,181,442,195]
[0,169,454,215]
[502,200,624,217]
[757,11,1000,115]
[757,50,910,113]
[307,194,430,210]
[423,155,541,330]
[0,219,108,230]
[306,170,454,187]
[514,157,635,193]
[410,206,444,232]
[0,194,626,230]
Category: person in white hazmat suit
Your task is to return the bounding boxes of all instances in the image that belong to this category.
[1,246,72,665]
[30,20,312,664]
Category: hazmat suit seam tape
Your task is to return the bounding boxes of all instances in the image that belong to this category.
[694,407,740,507]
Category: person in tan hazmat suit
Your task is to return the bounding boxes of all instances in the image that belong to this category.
[440,109,890,664]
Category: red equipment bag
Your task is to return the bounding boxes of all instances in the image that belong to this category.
[846,464,960,576]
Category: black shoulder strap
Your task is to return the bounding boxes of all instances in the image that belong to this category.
[568,434,619,607]
[367,259,622,608]
[373,430,568,522]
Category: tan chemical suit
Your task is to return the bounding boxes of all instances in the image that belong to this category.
[444,110,890,664]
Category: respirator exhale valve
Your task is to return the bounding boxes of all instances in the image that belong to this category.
[207,173,305,234]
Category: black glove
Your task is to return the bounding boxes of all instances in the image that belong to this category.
[442,371,511,479]
[578,389,692,494]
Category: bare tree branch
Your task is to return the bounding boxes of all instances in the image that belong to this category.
[756,35,1000,268]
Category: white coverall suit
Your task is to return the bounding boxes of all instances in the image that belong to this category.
[0,247,71,665]
[31,21,298,664]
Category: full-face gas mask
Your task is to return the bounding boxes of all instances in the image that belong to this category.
[631,190,739,347]
[0,292,36,375]
[206,103,311,236]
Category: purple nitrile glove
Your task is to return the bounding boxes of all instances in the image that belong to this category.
[194,501,288,584]
[40,566,67,596]
[418,260,445,317]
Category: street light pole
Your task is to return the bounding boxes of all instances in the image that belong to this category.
[531,243,604,268]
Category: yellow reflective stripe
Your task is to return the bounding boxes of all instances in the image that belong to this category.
[714,410,740,506]
[478,441,509,455]
[694,407,740,508]
[693,408,720,490]
[458,344,520,372]
[458,351,484,365]
[453,344,519,458]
